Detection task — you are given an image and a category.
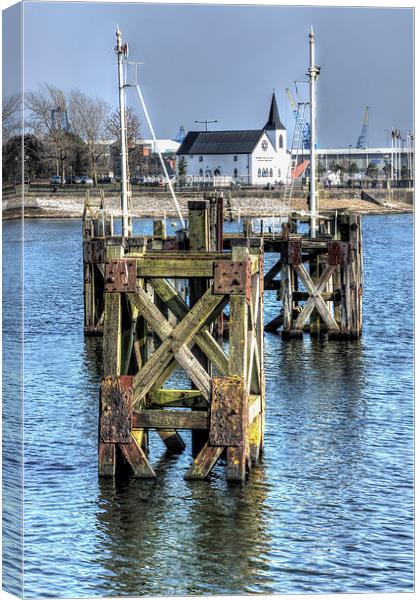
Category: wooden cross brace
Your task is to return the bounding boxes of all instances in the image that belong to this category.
[127,285,228,408]
[292,263,340,333]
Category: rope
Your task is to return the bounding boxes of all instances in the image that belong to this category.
[134,84,186,229]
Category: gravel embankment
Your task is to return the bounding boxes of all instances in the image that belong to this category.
[2,189,413,220]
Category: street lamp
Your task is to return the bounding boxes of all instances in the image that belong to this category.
[194,119,218,132]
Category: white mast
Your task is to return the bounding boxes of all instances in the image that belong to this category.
[308,26,320,238]
[115,26,130,237]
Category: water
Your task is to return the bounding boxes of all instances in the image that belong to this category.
[2,214,413,597]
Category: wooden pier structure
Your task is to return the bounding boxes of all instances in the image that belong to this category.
[82,193,362,481]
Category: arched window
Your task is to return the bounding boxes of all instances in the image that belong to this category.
[214,168,220,176]
[258,168,261,177]
[270,168,273,177]
[234,168,238,178]
[199,168,203,176]
[279,135,283,149]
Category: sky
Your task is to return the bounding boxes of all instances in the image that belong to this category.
[3,1,414,148]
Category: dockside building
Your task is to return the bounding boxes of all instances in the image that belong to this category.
[176,93,289,186]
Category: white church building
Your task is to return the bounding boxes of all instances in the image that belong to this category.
[177,94,289,186]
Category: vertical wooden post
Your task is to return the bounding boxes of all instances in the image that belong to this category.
[280,263,293,337]
[188,200,210,456]
[227,241,249,481]
[209,193,225,338]
[243,218,253,238]
[248,238,265,464]
[339,214,363,338]
[99,243,124,475]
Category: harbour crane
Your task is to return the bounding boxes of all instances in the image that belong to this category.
[174,126,186,144]
[286,87,311,150]
[356,106,369,149]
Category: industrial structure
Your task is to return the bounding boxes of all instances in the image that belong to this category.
[356,106,369,149]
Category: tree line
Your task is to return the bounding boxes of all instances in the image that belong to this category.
[2,85,143,185]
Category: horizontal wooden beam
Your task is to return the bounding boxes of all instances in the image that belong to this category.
[292,291,341,301]
[133,409,208,430]
[137,258,218,278]
[148,389,207,408]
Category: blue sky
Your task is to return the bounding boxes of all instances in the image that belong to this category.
[5,1,415,147]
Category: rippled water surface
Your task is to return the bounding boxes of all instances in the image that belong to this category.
[3,213,414,596]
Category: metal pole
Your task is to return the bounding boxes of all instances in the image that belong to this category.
[116,26,130,237]
[308,26,320,238]
[390,132,394,182]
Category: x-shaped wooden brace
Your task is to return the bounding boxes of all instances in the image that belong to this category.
[292,263,340,333]
[128,285,228,410]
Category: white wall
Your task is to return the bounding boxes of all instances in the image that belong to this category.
[250,131,289,185]
[180,153,251,183]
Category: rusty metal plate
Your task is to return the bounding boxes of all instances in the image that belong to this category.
[209,376,245,447]
[328,241,349,265]
[104,259,137,293]
[83,240,105,263]
[100,376,133,443]
[213,260,251,300]
[279,240,302,265]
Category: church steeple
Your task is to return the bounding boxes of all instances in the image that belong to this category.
[264,93,286,131]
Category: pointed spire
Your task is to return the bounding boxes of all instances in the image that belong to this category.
[264,92,285,131]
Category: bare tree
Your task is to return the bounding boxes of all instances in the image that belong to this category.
[107,106,143,175]
[25,84,71,183]
[69,90,111,185]
[2,93,21,141]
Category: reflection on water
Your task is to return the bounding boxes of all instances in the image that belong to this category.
[95,467,272,596]
[1,215,413,596]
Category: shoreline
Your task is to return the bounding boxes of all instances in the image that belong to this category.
[2,191,413,221]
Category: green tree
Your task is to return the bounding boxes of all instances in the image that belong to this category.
[383,163,391,178]
[317,163,326,177]
[2,134,47,183]
[177,156,187,184]
[329,160,343,174]
[66,132,90,176]
[349,162,359,176]
[366,161,379,179]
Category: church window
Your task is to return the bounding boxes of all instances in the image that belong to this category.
[199,156,203,162]
[279,135,283,148]
[233,155,238,161]
[258,168,261,177]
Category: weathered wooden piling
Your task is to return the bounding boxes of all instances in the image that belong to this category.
[82,193,363,481]
[96,198,265,481]
[264,212,363,339]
